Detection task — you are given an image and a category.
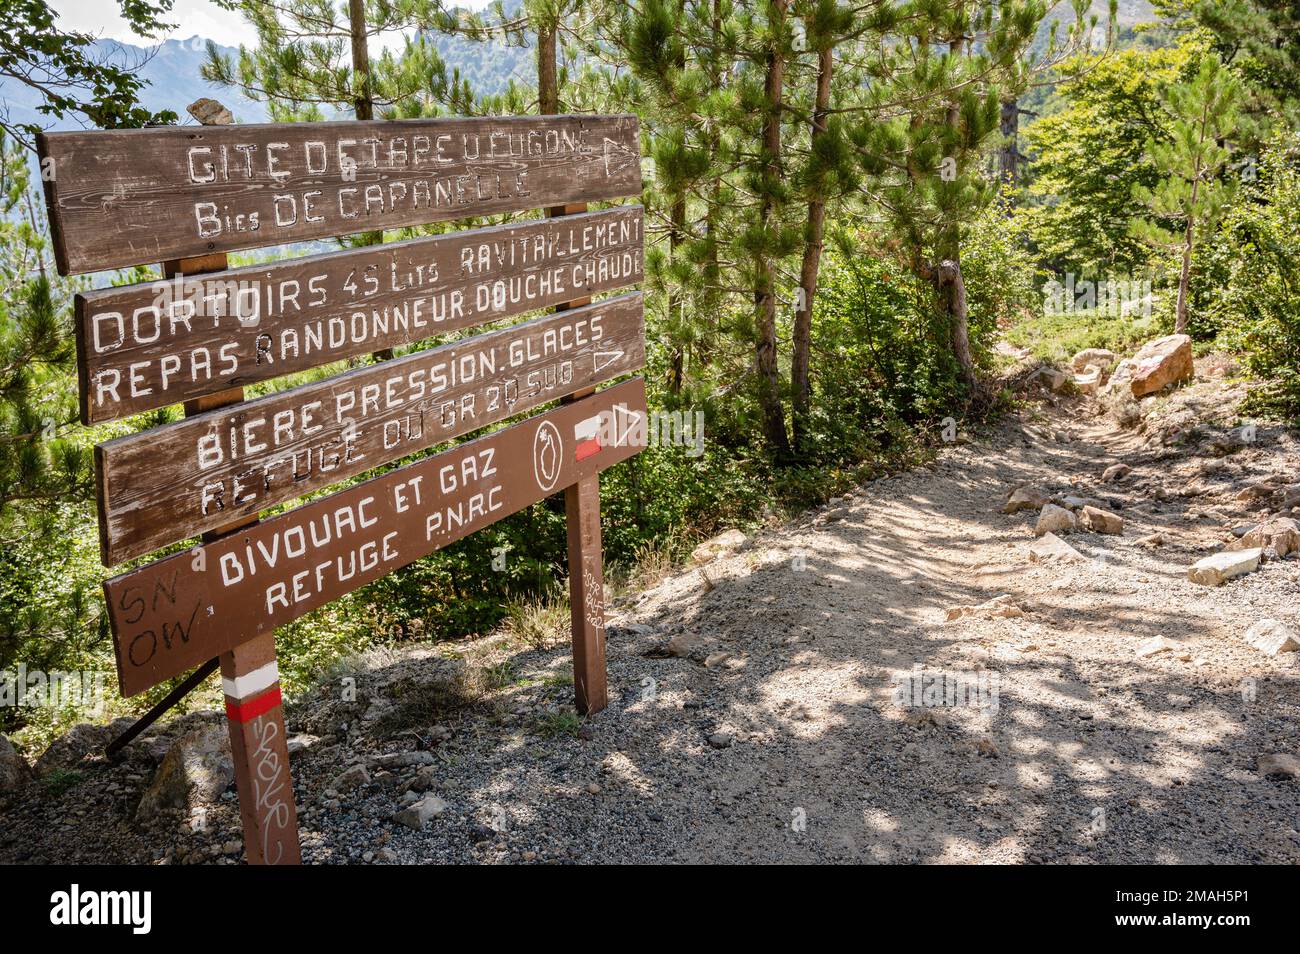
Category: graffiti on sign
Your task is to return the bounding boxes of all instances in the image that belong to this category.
[95,293,645,564]
[75,207,644,423]
[39,115,641,274]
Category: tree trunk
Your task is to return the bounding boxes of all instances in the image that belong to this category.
[938,260,977,394]
[349,0,391,359]
[997,97,1019,186]
[668,193,687,395]
[755,0,792,460]
[538,24,558,114]
[791,43,832,453]
[348,0,373,121]
[1174,170,1201,334]
[1175,221,1194,334]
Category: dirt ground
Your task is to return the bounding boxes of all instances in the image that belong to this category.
[3,368,1298,864]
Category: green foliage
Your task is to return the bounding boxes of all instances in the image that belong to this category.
[1201,134,1300,420]
[0,0,178,145]
[960,194,1045,353]
[1022,43,1197,272]
[1129,52,1243,332]
[0,134,99,692]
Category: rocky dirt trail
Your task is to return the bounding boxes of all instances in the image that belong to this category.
[3,359,1298,864]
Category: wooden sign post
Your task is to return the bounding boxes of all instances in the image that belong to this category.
[38,108,645,863]
[163,105,299,864]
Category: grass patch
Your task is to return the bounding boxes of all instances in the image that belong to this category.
[501,595,570,650]
[1005,306,1162,363]
[41,768,84,797]
[532,710,582,738]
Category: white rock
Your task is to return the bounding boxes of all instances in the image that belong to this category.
[1074,366,1102,394]
[1028,533,1086,563]
[393,795,448,830]
[1243,619,1300,656]
[691,529,746,564]
[1080,505,1124,535]
[1071,348,1118,374]
[1187,548,1262,586]
[1137,636,1179,657]
[1229,517,1300,561]
[1035,503,1077,536]
[945,594,1025,622]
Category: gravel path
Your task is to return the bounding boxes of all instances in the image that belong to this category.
[4,374,1299,864]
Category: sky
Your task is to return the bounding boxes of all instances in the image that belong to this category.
[47,0,493,48]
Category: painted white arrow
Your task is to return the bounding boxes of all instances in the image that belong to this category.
[611,403,644,446]
[593,349,625,376]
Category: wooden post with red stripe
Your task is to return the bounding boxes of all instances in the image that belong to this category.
[220,634,300,864]
[169,101,300,865]
[551,200,609,716]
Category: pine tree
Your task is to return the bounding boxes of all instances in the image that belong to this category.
[0,0,178,146]
[1130,53,1243,334]
[1154,0,1300,136]
[0,132,94,673]
[852,0,1103,397]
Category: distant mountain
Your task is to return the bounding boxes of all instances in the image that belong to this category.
[0,19,531,137]
[0,37,270,133]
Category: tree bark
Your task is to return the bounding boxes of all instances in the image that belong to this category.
[669,193,687,395]
[791,42,833,453]
[1175,220,1194,334]
[348,0,373,121]
[349,0,391,359]
[755,0,792,460]
[938,260,977,394]
[997,97,1019,186]
[538,24,558,114]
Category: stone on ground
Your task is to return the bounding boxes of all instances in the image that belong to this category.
[1101,463,1131,483]
[1243,619,1300,657]
[945,594,1025,622]
[1128,334,1193,398]
[691,529,746,565]
[393,795,448,830]
[1035,503,1077,536]
[0,734,30,796]
[331,763,371,792]
[1079,505,1124,535]
[665,631,710,660]
[1002,485,1049,514]
[136,724,234,820]
[1228,517,1300,561]
[1137,636,1179,657]
[1257,754,1300,779]
[1028,532,1086,563]
[1072,348,1118,374]
[1187,548,1262,586]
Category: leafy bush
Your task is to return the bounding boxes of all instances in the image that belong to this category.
[1203,135,1300,421]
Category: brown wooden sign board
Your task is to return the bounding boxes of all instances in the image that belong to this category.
[95,292,645,565]
[75,206,644,423]
[44,107,645,866]
[105,378,649,697]
[38,114,641,275]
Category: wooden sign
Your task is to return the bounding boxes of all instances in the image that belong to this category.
[104,379,649,697]
[38,114,641,275]
[95,292,644,565]
[44,104,645,866]
[74,206,644,423]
